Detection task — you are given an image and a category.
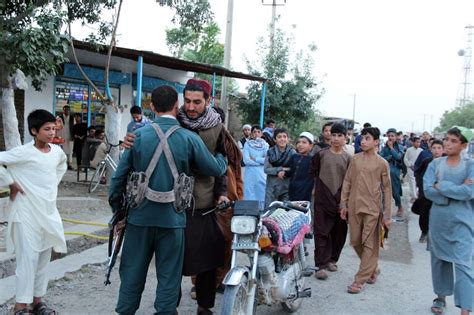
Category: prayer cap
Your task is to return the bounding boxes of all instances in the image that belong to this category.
[242,124,251,130]
[299,131,315,144]
[452,125,474,141]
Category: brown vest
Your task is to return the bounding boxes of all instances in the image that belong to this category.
[193,124,224,209]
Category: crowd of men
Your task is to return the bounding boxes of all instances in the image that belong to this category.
[1,77,472,315]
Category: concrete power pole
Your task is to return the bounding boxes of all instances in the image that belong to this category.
[262,0,286,51]
[220,0,234,127]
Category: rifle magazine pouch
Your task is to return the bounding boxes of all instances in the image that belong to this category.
[126,171,148,208]
[174,173,194,213]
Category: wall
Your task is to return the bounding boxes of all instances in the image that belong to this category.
[23,76,54,143]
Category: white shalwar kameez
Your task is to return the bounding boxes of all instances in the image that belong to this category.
[57,115,73,163]
[0,141,67,303]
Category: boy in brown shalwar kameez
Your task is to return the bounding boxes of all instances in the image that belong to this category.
[340,127,392,294]
[310,123,352,280]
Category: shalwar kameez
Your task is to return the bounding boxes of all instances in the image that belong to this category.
[341,152,392,285]
[310,148,351,269]
[423,157,473,312]
[0,141,67,303]
[243,138,269,203]
[380,143,404,208]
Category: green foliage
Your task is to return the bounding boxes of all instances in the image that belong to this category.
[0,0,118,90]
[436,102,474,132]
[238,27,324,137]
[182,22,224,65]
[165,0,222,64]
[165,1,237,93]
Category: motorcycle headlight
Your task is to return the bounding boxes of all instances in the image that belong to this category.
[231,216,257,234]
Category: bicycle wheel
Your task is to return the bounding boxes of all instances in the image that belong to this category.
[88,162,107,193]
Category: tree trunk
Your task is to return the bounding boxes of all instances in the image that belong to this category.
[1,81,22,150]
[105,105,121,179]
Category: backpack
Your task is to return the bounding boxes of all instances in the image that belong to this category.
[127,123,194,212]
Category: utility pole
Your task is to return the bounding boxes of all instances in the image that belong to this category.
[352,93,356,126]
[430,115,433,134]
[262,0,286,51]
[220,0,234,127]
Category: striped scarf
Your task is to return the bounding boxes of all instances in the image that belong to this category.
[178,107,222,131]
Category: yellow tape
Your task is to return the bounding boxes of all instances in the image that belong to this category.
[62,218,108,227]
[65,231,109,240]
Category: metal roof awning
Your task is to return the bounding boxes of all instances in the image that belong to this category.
[72,40,266,83]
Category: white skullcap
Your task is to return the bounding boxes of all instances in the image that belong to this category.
[299,131,315,144]
[242,124,252,130]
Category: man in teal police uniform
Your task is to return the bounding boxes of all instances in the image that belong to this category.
[108,85,228,315]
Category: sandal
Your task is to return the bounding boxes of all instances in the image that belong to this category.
[32,302,56,315]
[366,268,381,284]
[431,298,446,314]
[347,282,363,294]
[14,308,35,315]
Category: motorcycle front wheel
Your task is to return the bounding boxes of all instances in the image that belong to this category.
[281,248,306,313]
[220,275,256,315]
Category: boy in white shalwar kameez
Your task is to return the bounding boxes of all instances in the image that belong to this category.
[0,109,67,315]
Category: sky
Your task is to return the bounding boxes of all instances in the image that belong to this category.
[76,0,474,133]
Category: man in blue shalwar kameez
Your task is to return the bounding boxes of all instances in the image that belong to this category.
[423,126,473,315]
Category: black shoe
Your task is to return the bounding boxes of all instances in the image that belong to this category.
[216,284,225,294]
[419,233,428,243]
[197,308,213,315]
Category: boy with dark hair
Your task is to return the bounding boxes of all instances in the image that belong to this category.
[287,132,315,202]
[340,127,392,294]
[354,122,371,153]
[310,123,352,280]
[423,127,473,315]
[264,128,295,207]
[127,105,151,133]
[0,109,67,315]
[262,119,276,147]
[311,122,333,155]
[413,139,444,243]
[380,128,405,217]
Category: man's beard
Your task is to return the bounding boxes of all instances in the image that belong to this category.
[185,109,206,120]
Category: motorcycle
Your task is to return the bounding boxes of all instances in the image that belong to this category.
[220,200,313,315]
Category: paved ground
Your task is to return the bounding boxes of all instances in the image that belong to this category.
[0,175,460,315]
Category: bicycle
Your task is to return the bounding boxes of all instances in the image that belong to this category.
[88,140,120,193]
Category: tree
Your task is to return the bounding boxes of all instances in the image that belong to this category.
[238,26,324,137]
[165,0,233,88]
[165,0,215,59]
[436,102,474,132]
[0,0,118,150]
[1,0,175,151]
